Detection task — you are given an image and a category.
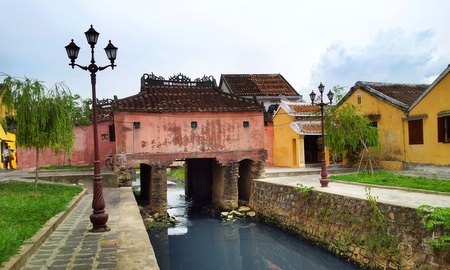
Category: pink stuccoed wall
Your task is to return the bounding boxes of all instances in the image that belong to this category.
[113,111,265,155]
[16,121,115,169]
[264,123,274,166]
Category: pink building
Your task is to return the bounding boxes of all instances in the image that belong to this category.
[17,73,268,213]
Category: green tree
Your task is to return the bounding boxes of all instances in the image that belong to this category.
[325,103,379,167]
[71,95,92,127]
[0,74,76,187]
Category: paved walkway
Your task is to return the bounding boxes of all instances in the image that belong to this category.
[1,169,159,270]
[263,167,450,209]
[1,167,449,269]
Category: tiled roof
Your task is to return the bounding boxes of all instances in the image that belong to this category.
[286,104,320,114]
[220,74,299,96]
[291,121,322,135]
[348,81,428,111]
[113,85,264,113]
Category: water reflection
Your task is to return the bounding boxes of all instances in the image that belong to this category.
[149,181,360,270]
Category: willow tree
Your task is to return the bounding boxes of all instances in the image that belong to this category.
[0,74,75,187]
[324,104,380,171]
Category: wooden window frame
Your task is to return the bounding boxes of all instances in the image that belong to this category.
[408,119,423,145]
[438,116,450,143]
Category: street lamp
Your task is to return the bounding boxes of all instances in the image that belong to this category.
[310,82,334,187]
[65,25,118,232]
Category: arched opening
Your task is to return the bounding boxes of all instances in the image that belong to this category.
[138,163,151,202]
[185,158,213,205]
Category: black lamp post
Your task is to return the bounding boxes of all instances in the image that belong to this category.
[65,25,118,232]
[310,83,334,187]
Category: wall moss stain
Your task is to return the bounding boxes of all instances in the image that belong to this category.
[249,180,450,269]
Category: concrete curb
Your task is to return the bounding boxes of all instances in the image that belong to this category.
[117,187,160,270]
[1,188,87,270]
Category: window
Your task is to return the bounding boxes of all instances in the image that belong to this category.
[243,121,249,128]
[133,122,141,129]
[408,119,423,145]
[191,121,197,129]
[109,124,115,142]
[356,94,362,104]
[438,116,450,143]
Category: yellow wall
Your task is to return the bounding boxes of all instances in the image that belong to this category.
[273,107,304,167]
[338,89,405,162]
[0,96,17,169]
[405,74,450,165]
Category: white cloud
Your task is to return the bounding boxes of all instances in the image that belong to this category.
[308,28,449,94]
[1,1,449,100]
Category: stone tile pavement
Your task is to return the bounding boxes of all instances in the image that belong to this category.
[22,188,119,270]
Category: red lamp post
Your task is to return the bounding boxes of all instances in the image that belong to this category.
[310,83,334,187]
[65,25,118,232]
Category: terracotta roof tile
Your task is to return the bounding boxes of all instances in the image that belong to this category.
[291,121,322,135]
[287,104,320,114]
[301,122,322,134]
[113,85,264,113]
[221,74,299,96]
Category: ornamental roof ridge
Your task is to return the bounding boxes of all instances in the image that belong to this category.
[141,72,217,89]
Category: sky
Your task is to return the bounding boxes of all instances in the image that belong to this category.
[1,0,449,101]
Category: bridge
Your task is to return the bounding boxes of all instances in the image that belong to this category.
[111,73,267,213]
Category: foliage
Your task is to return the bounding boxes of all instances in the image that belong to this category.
[417,205,450,251]
[329,171,450,193]
[324,104,379,165]
[294,183,314,197]
[71,95,92,126]
[331,85,346,103]
[0,182,82,266]
[1,114,17,133]
[363,187,399,257]
[1,74,76,187]
[167,167,185,184]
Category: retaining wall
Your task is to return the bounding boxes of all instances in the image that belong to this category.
[249,180,450,269]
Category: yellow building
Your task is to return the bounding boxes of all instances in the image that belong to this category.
[403,65,450,166]
[0,86,17,169]
[336,81,428,168]
[273,101,327,168]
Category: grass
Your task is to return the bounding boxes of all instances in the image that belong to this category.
[329,170,450,193]
[167,167,185,184]
[39,165,93,171]
[0,182,83,266]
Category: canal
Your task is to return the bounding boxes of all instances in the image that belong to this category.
[147,180,360,270]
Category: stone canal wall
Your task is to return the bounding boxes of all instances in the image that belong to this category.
[249,180,450,270]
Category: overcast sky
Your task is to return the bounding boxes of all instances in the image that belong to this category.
[1,0,449,101]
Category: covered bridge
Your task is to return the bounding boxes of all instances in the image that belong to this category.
[112,73,267,213]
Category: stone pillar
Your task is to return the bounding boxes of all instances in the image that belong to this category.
[251,160,265,179]
[117,166,132,187]
[150,163,168,214]
[298,137,306,168]
[222,160,239,211]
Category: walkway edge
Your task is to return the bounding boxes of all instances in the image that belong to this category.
[2,188,87,270]
[117,187,160,270]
